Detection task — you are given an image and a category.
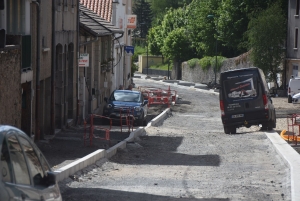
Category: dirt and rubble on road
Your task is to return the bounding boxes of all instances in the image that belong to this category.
[59,79,291,201]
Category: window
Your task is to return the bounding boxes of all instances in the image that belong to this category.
[1,139,13,183]
[295,28,298,49]
[297,0,300,16]
[7,135,30,185]
[293,65,298,70]
[18,136,46,187]
[6,0,25,34]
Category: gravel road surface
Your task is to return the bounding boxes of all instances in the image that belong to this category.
[59,77,291,201]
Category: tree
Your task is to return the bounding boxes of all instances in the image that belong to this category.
[148,25,163,56]
[185,0,221,57]
[218,0,275,57]
[247,1,286,88]
[162,27,193,62]
[150,0,192,17]
[132,0,153,38]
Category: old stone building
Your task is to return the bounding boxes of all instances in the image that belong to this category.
[78,3,123,121]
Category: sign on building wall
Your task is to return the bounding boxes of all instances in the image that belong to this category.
[124,46,134,56]
[126,15,136,29]
[79,53,89,67]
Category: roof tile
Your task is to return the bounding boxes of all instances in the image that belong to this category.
[80,0,112,22]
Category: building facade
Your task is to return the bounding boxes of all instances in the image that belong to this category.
[287,0,300,83]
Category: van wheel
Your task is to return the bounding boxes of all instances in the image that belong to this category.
[288,95,292,103]
[224,126,236,134]
[262,122,273,131]
[224,126,231,134]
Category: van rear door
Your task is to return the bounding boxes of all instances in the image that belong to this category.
[222,70,265,124]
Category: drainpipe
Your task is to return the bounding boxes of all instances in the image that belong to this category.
[33,0,40,141]
[76,0,80,125]
[51,0,56,134]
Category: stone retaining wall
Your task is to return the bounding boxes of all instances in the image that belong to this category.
[182,53,253,84]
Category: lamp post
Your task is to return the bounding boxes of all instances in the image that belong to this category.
[207,14,218,85]
[146,37,149,77]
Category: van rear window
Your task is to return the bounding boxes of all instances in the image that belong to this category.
[223,74,258,101]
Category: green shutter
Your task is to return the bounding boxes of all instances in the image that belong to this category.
[22,35,31,69]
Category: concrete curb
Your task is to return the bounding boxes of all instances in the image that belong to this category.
[265,132,300,201]
[54,149,105,181]
[54,108,170,182]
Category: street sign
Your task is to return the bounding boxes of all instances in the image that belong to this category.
[79,53,89,67]
[124,46,134,56]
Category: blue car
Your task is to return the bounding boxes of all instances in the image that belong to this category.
[103,90,148,126]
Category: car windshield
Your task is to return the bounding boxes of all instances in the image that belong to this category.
[111,91,140,102]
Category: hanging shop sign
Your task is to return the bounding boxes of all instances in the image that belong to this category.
[126,15,137,29]
[79,53,89,67]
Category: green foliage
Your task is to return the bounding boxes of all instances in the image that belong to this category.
[247,1,286,87]
[185,0,221,57]
[199,56,213,71]
[161,7,188,40]
[132,45,147,62]
[133,0,153,38]
[148,26,163,56]
[161,27,192,61]
[210,56,227,71]
[187,58,199,68]
[131,60,139,77]
[150,0,192,18]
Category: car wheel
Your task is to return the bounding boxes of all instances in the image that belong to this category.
[288,95,292,103]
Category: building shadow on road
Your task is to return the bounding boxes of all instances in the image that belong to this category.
[110,136,220,167]
[61,187,229,201]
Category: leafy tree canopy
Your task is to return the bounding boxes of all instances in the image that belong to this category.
[247,1,286,87]
[162,27,194,61]
[150,0,192,18]
[132,0,153,38]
